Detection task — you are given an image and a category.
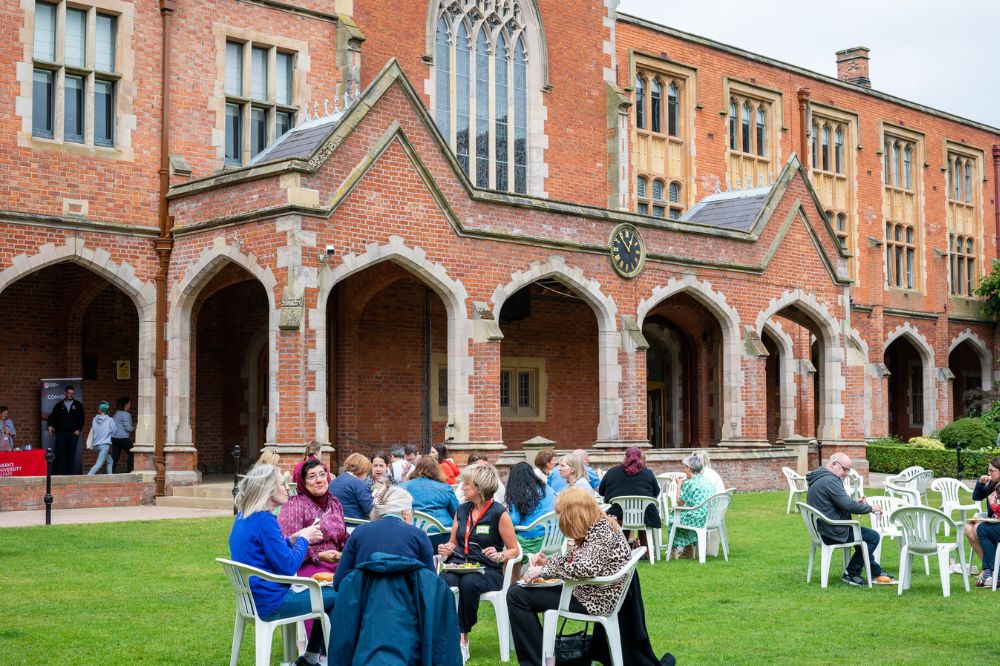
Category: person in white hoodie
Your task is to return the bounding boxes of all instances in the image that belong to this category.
[87,401,116,475]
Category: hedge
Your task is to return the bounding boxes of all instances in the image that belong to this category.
[867,443,998,478]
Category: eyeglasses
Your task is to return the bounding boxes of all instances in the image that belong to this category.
[304,474,326,482]
[834,461,852,473]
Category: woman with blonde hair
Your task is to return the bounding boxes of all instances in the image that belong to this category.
[439,463,520,662]
[328,452,374,520]
[229,464,332,666]
[556,453,595,495]
[507,487,633,665]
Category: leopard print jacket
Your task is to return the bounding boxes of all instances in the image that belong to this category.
[540,517,633,616]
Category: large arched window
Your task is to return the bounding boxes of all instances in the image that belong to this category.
[432,1,533,194]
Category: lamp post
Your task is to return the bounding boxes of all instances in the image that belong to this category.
[231,444,242,516]
[44,450,55,526]
[956,444,964,481]
[815,440,824,467]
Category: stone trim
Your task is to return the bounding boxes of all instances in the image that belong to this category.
[166,238,279,448]
[311,236,472,444]
[491,256,620,441]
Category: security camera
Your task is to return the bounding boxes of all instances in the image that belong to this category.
[326,245,335,255]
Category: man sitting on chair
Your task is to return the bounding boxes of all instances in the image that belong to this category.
[805,453,896,586]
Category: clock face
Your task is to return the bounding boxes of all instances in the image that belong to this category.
[609,224,644,278]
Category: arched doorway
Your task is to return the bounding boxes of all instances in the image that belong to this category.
[884,334,932,439]
[191,264,269,472]
[0,262,140,473]
[327,261,448,461]
[497,279,600,446]
[949,338,989,420]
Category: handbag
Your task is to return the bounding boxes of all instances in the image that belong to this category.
[85,429,94,450]
[554,617,592,666]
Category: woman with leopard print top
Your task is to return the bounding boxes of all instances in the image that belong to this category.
[506,487,634,665]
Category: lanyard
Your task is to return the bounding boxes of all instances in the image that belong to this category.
[463,499,494,554]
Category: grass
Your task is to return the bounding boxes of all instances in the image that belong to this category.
[0,490,985,665]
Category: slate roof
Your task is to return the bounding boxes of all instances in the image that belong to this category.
[249,114,343,165]
[682,186,772,232]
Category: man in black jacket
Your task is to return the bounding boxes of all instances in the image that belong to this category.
[47,386,84,475]
[806,453,895,586]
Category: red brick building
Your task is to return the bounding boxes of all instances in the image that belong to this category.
[1,0,998,503]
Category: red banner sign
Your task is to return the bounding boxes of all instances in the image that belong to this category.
[0,450,47,477]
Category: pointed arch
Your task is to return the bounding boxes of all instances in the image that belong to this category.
[762,319,796,440]
[884,322,936,435]
[0,240,156,448]
[166,241,278,449]
[492,256,619,441]
[949,328,992,392]
[313,236,472,444]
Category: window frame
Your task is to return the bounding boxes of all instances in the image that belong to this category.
[498,356,547,421]
[880,123,925,293]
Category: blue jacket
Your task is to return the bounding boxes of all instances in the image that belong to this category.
[402,477,459,528]
[334,515,435,590]
[548,466,601,492]
[329,473,374,520]
[328,553,462,666]
[508,484,556,538]
[228,511,307,617]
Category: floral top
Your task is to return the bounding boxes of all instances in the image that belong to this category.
[364,474,396,504]
[540,518,632,616]
[277,493,349,571]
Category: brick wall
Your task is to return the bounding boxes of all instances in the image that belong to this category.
[0,474,154,512]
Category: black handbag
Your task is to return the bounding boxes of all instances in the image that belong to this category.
[554,618,592,666]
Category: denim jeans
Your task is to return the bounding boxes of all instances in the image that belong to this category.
[976,522,1000,573]
[822,526,883,578]
[87,444,113,475]
[262,586,337,654]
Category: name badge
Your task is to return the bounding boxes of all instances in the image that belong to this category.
[475,525,490,535]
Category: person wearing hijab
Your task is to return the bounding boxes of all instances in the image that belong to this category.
[278,458,349,578]
[598,446,662,529]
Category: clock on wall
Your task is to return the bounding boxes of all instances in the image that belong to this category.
[609,223,645,278]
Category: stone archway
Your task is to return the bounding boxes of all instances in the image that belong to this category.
[884,322,936,437]
[948,329,992,420]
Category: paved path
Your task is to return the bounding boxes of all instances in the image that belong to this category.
[0,504,233,528]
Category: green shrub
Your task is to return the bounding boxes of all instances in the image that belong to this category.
[867,443,997,477]
[906,436,945,450]
[936,417,998,450]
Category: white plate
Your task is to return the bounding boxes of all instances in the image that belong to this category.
[442,565,485,574]
[517,579,562,588]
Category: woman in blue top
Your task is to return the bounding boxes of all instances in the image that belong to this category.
[229,464,332,666]
[402,456,460,534]
[505,462,556,554]
[328,452,374,521]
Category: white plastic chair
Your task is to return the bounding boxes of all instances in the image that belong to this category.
[217,558,331,666]
[782,467,808,514]
[884,480,923,506]
[540,547,647,666]
[931,478,982,536]
[514,511,565,557]
[887,466,926,484]
[344,516,370,534]
[868,496,930,576]
[449,545,522,662]
[796,502,872,588]
[412,511,447,534]
[608,496,660,565]
[891,506,969,597]
[664,490,734,564]
[843,469,864,501]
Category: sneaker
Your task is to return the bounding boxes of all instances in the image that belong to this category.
[874,574,896,585]
[976,572,993,588]
[841,572,865,586]
[951,562,980,576]
[461,643,470,664]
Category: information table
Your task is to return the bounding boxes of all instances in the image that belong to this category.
[0,450,47,477]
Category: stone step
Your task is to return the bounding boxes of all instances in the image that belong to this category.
[171,485,235,500]
[156,495,234,510]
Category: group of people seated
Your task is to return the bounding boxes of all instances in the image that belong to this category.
[229,444,703,665]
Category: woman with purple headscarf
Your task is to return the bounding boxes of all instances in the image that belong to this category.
[278,457,349,578]
[597,447,662,529]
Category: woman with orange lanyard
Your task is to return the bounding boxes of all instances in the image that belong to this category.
[438,463,519,664]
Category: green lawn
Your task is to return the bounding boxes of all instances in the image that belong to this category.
[0,491,985,665]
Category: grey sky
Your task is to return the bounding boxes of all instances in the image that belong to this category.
[617,0,1000,129]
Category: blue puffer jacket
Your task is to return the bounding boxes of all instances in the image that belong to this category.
[328,553,462,666]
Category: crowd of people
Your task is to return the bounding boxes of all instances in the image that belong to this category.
[227,443,694,666]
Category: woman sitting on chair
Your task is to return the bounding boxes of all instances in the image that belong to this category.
[401,456,460,544]
[438,464,520,663]
[329,453,374,521]
[229,464,333,666]
[556,454,596,496]
[969,456,1000,587]
[506,487,633,666]
[667,453,717,559]
[364,451,396,505]
[505,462,556,554]
[278,458,349,578]
[598,447,662,533]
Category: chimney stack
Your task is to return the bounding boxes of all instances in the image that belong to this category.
[835,47,871,87]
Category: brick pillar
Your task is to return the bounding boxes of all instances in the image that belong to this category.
[594,316,648,451]
[467,338,502,443]
[272,324,309,447]
[736,352,769,445]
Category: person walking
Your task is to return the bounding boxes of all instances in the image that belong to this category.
[110,397,135,473]
[87,401,116,475]
[0,406,15,452]
[47,386,84,474]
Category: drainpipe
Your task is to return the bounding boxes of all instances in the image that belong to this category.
[797,87,811,171]
[154,0,177,496]
[993,145,1000,255]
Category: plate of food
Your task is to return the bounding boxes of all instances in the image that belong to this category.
[518,577,562,588]
[443,562,485,574]
[977,517,1000,524]
[311,572,334,586]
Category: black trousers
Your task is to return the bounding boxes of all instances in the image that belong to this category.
[53,432,79,475]
[111,438,133,473]
[440,567,503,634]
[506,584,588,666]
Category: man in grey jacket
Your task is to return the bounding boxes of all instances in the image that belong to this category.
[806,453,895,586]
